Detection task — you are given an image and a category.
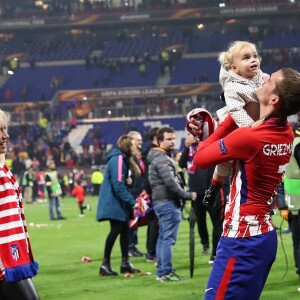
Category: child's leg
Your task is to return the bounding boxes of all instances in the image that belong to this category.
[78,201,86,215]
[203,162,232,207]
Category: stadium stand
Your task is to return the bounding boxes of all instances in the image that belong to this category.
[0,0,299,170]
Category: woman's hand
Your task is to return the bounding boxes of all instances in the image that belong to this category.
[126,177,133,185]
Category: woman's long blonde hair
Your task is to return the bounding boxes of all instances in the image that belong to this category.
[117,135,141,176]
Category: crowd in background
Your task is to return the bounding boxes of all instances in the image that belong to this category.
[3,115,158,204]
[2,0,293,20]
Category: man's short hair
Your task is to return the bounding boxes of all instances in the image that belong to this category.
[277,68,300,117]
[149,127,160,141]
[157,127,175,142]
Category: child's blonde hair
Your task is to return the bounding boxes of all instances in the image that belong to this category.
[218,41,260,71]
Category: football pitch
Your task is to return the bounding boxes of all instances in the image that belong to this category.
[25,195,299,300]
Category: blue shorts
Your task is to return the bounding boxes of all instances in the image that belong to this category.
[204,230,277,300]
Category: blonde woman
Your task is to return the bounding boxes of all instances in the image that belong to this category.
[0,109,40,299]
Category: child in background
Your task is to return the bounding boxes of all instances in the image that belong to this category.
[203,40,269,207]
[72,180,90,217]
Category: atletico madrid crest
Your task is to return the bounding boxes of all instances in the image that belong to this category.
[10,245,20,261]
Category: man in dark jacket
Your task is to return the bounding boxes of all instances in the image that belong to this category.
[148,127,197,282]
[143,127,160,261]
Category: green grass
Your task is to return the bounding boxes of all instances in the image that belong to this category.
[24,196,299,299]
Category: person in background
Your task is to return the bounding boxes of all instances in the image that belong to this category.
[36,167,46,202]
[278,113,300,292]
[72,179,91,217]
[127,130,146,258]
[22,164,34,204]
[0,109,40,300]
[179,134,229,263]
[97,135,141,276]
[172,150,187,219]
[45,161,66,221]
[91,167,104,196]
[58,171,67,198]
[62,172,70,196]
[148,127,197,282]
[4,153,13,170]
[11,153,26,182]
[143,127,160,262]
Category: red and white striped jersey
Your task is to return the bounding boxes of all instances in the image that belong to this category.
[195,115,293,238]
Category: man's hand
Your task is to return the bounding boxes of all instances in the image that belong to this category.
[190,192,197,201]
[280,209,289,221]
